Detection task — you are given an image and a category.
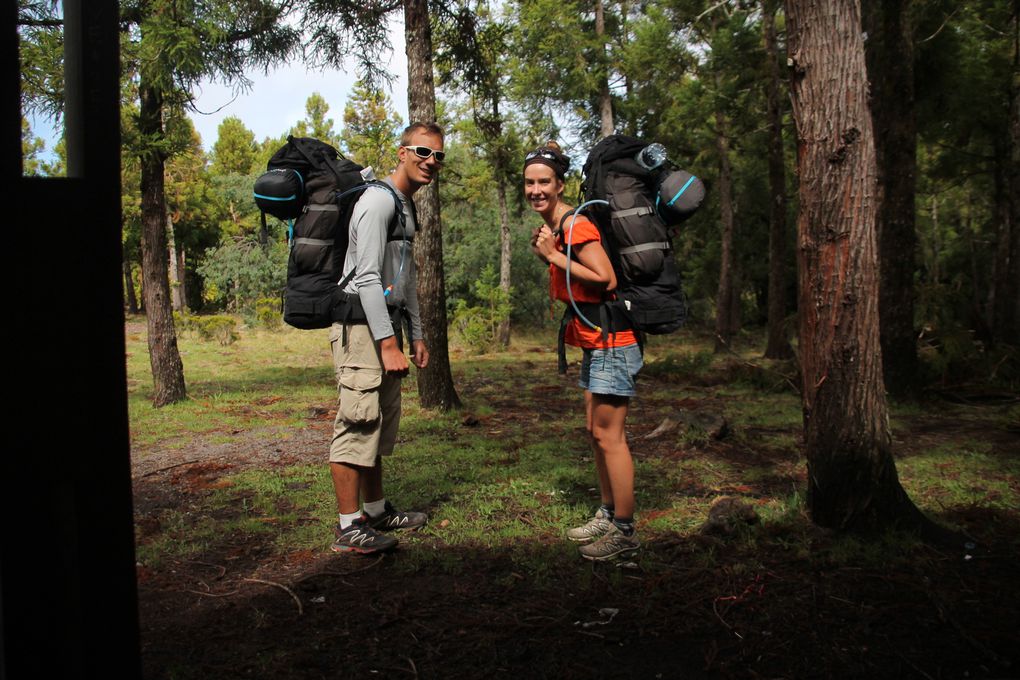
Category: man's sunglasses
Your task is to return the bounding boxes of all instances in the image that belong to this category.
[402,145,446,162]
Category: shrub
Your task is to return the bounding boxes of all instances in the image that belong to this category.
[192,315,239,346]
[451,265,511,354]
[255,297,283,330]
[197,237,286,315]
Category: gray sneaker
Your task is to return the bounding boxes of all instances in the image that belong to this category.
[578,524,640,561]
[331,516,398,554]
[566,508,613,543]
[368,501,427,531]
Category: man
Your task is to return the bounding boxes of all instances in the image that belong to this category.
[329,122,444,554]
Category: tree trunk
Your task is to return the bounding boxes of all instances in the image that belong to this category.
[139,82,186,406]
[785,0,935,535]
[123,256,138,315]
[167,209,184,313]
[763,0,793,360]
[496,176,512,349]
[863,0,919,396]
[992,21,1020,343]
[404,0,461,410]
[713,99,738,352]
[594,0,614,138]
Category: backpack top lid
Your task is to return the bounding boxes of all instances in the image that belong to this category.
[581,134,649,203]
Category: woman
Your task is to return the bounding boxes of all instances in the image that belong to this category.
[525,142,642,561]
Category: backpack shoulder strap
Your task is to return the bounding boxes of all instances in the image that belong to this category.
[367,180,409,240]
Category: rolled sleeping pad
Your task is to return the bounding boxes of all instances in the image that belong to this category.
[254,168,306,220]
[656,170,705,223]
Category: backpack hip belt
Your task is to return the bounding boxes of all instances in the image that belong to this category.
[333,292,408,349]
[556,300,636,374]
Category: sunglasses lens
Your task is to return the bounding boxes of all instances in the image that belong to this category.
[407,146,444,162]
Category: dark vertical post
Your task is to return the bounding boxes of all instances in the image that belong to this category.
[3,1,140,677]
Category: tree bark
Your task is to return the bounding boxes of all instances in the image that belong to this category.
[167,209,185,313]
[594,0,614,138]
[139,82,186,406]
[785,0,935,535]
[496,176,512,348]
[713,93,738,352]
[863,0,919,395]
[405,0,461,410]
[123,256,138,315]
[992,19,1020,343]
[763,0,793,360]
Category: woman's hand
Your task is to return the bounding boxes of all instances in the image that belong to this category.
[532,225,557,263]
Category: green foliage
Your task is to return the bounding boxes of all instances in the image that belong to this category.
[452,265,512,354]
[20,117,46,176]
[211,116,258,175]
[255,297,283,331]
[172,311,193,336]
[192,315,240,346]
[291,92,342,148]
[17,1,65,120]
[197,237,287,314]
[340,80,403,173]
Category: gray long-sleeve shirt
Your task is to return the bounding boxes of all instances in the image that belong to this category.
[341,179,422,342]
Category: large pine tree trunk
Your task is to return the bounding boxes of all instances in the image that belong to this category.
[405,0,461,410]
[993,23,1020,343]
[594,0,614,138]
[763,0,793,360]
[139,82,186,406]
[785,0,933,534]
[863,0,919,395]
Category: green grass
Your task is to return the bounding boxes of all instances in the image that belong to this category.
[126,317,335,446]
[131,321,1020,576]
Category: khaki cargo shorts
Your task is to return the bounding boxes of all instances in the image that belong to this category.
[328,323,402,467]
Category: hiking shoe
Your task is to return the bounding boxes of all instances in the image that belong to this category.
[331,516,398,554]
[368,501,427,531]
[578,524,640,561]
[566,508,613,543]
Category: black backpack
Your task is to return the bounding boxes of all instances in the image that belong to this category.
[253,136,406,330]
[578,134,705,335]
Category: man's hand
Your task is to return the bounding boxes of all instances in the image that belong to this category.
[411,339,430,369]
[379,336,409,377]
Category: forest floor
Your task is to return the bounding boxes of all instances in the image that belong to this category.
[126,319,1020,679]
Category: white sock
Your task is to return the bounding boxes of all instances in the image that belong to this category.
[339,510,363,530]
[363,499,388,518]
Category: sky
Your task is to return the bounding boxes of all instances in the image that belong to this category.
[28,17,410,160]
[189,17,409,152]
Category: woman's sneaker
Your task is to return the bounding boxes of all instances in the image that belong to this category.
[578,524,640,561]
[331,516,398,554]
[566,508,613,543]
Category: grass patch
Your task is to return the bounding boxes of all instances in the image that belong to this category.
[131,323,1018,581]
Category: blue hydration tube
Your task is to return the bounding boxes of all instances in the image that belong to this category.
[562,199,610,331]
[328,183,411,297]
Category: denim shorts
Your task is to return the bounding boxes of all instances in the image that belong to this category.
[578,343,643,397]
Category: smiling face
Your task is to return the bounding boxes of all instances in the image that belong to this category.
[523,163,564,219]
[393,130,444,195]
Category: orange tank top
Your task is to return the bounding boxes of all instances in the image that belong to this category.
[548,215,637,349]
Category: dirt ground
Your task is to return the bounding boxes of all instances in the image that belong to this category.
[132,371,1020,680]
